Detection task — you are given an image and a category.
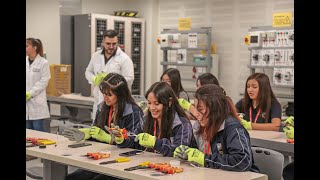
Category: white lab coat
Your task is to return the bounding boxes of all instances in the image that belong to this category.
[85,47,134,119]
[26,54,51,120]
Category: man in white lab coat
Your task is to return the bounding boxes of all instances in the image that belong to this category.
[26,38,51,132]
[85,30,134,120]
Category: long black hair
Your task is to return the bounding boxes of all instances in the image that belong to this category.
[195,84,239,140]
[242,73,277,122]
[197,73,219,86]
[160,68,187,99]
[144,82,189,138]
[95,73,138,130]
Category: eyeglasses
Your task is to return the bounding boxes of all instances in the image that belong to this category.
[104,42,118,47]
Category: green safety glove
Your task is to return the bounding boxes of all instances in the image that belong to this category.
[79,128,91,140]
[135,133,156,148]
[284,116,294,127]
[90,126,111,143]
[185,148,205,166]
[240,119,252,130]
[283,126,294,139]
[174,145,190,160]
[178,98,191,110]
[26,91,32,101]
[92,72,108,86]
[62,128,90,142]
[112,125,125,144]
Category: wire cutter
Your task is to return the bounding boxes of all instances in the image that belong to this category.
[99,157,131,165]
[124,161,151,171]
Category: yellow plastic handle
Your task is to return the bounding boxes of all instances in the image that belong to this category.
[37,140,56,145]
[139,161,150,166]
[116,157,131,163]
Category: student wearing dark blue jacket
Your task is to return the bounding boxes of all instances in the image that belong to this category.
[63,73,144,143]
[235,73,281,131]
[114,81,194,157]
[63,73,144,180]
[174,84,259,172]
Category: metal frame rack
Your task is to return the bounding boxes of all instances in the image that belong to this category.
[247,25,294,100]
[160,27,214,94]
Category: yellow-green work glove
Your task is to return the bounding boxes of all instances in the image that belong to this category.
[283,126,294,139]
[78,128,91,140]
[112,125,125,144]
[240,119,252,130]
[26,91,32,101]
[135,133,156,148]
[90,126,111,143]
[174,145,189,160]
[185,148,205,166]
[178,98,191,110]
[92,72,108,86]
[284,116,294,127]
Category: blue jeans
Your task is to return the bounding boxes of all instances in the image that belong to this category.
[26,119,45,132]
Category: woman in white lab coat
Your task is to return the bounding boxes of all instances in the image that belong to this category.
[26,38,51,132]
[85,30,134,120]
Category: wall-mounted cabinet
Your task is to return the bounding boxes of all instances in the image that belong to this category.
[70,13,145,96]
[159,27,219,95]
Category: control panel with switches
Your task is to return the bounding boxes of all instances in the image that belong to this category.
[246,25,294,101]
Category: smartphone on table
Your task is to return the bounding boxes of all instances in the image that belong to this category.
[68,142,92,148]
[119,149,144,157]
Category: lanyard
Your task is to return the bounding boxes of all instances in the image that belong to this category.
[203,140,211,155]
[108,106,113,128]
[153,119,160,138]
[202,129,211,155]
[249,107,261,123]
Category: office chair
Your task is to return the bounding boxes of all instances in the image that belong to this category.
[251,147,284,180]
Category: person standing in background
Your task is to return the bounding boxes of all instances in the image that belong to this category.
[26,38,51,132]
[85,29,134,120]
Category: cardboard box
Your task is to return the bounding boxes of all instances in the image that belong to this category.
[46,64,71,96]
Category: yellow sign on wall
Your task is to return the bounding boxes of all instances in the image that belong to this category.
[178,18,191,31]
[272,12,292,27]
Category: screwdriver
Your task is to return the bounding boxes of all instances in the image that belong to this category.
[124,161,150,171]
[99,157,131,165]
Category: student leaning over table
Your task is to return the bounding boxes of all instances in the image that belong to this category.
[174,84,259,172]
[112,81,195,157]
[178,72,240,123]
[62,73,144,143]
[63,73,144,180]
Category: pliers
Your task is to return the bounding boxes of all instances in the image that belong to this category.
[124,161,150,171]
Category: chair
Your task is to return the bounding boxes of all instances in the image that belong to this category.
[251,147,284,180]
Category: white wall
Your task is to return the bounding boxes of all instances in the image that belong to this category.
[158,0,294,103]
[26,0,294,102]
[81,0,159,93]
[26,0,60,65]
